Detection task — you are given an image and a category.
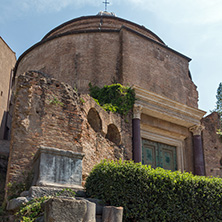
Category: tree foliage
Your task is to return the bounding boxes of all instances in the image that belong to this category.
[215,82,222,116]
[213,83,222,138]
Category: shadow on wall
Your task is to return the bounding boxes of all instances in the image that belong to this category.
[0,140,10,206]
[87,108,102,133]
[106,124,121,145]
[87,107,121,146]
[0,111,10,140]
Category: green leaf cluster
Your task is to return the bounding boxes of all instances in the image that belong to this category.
[15,188,76,221]
[215,83,222,117]
[89,83,135,115]
[213,83,222,140]
[7,182,27,200]
[16,196,49,222]
[85,160,222,222]
[49,97,64,107]
[7,171,33,200]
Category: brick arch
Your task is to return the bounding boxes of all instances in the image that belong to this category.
[87,108,102,132]
[106,124,121,145]
[83,95,123,138]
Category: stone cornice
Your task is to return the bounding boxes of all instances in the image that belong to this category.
[141,124,187,141]
[33,146,85,163]
[133,85,206,128]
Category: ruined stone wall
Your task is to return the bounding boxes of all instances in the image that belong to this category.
[80,95,132,179]
[0,37,16,139]
[6,71,132,188]
[202,112,222,176]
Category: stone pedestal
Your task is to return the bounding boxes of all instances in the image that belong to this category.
[45,198,87,222]
[32,146,84,188]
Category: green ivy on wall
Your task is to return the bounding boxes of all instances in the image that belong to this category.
[89,83,135,116]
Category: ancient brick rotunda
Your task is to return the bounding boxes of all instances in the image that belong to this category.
[1,13,221,199]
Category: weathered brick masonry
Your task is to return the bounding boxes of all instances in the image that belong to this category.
[202,112,222,176]
[0,37,16,205]
[0,37,16,139]
[6,71,132,186]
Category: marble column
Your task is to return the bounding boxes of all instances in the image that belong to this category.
[132,105,142,163]
[189,124,205,176]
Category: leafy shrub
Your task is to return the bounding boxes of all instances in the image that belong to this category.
[16,196,49,222]
[0,206,6,217]
[7,182,27,201]
[15,188,76,222]
[85,160,222,222]
[89,83,135,116]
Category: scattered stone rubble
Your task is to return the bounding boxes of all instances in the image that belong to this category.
[7,186,123,222]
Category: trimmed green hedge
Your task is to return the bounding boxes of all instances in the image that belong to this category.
[85,160,222,222]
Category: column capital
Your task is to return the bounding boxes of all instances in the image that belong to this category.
[133,104,142,119]
[189,124,205,136]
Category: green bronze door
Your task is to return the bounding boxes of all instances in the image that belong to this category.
[142,139,177,171]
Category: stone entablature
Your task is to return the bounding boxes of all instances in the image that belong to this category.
[133,85,206,128]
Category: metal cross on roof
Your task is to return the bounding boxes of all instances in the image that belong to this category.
[103,0,110,11]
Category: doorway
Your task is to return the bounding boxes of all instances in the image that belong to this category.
[142,139,177,171]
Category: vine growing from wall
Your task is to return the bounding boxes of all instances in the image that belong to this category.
[89,83,135,116]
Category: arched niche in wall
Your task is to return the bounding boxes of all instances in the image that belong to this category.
[87,108,102,132]
[106,124,121,145]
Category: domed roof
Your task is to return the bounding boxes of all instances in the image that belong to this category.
[42,15,165,45]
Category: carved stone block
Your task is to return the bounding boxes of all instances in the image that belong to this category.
[32,146,84,188]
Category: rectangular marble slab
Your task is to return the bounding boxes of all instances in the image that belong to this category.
[32,146,84,188]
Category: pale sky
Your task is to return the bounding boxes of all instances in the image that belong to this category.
[1,0,222,114]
